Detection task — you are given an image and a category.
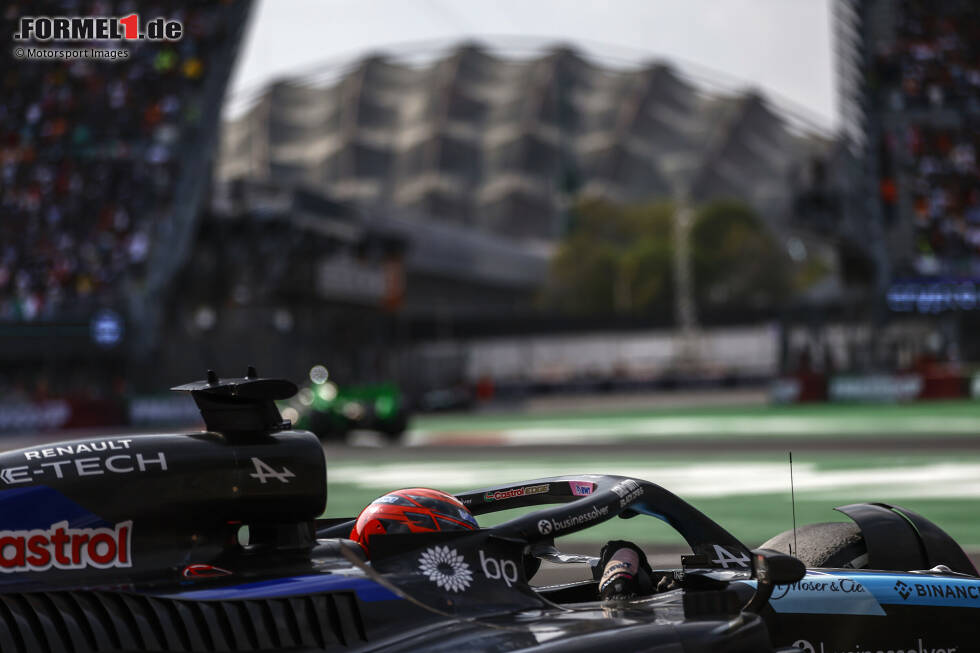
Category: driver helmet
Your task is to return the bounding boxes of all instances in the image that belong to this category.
[350,488,478,555]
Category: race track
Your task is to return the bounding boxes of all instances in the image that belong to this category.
[329,399,980,557]
[5,397,980,580]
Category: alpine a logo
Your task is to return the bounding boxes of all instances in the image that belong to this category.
[0,521,132,572]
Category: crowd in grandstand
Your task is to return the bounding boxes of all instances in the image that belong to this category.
[0,1,237,321]
[874,1,980,112]
[874,0,980,274]
[906,122,980,273]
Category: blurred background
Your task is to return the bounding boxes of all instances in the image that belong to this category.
[3,0,980,559]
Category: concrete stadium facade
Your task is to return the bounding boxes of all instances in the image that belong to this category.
[218,44,832,242]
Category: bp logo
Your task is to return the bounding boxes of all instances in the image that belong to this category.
[418,546,473,593]
[537,519,553,535]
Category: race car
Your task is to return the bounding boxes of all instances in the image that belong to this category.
[0,369,974,652]
[279,379,408,442]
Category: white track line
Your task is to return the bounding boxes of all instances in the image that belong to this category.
[329,461,980,499]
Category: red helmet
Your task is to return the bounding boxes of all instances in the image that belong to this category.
[350,488,478,554]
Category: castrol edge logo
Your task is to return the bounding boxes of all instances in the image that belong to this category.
[484,483,549,502]
[0,520,132,572]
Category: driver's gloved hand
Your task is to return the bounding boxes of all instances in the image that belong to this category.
[595,540,654,600]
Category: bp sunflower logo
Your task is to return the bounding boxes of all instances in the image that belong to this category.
[418,545,473,593]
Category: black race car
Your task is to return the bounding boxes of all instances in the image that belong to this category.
[0,370,974,652]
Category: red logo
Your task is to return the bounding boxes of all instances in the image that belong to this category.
[182,563,232,578]
[0,520,131,572]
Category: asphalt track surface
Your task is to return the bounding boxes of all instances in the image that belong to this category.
[5,429,980,454]
[353,436,980,454]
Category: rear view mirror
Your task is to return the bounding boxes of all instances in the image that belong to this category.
[753,548,805,585]
[745,548,805,613]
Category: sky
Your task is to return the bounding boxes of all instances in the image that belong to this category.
[229,0,836,130]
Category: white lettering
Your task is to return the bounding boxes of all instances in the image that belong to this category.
[788,638,955,653]
[537,504,609,535]
[4,450,166,484]
[135,452,167,472]
[39,460,72,479]
[479,550,519,587]
[610,479,640,498]
[0,467,30,484]
[23,439,136,462]
[74,458,103,477]
[104,455,133,473]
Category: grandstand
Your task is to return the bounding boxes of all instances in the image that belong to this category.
[217,44,834,244]
[825,0,980,368]
[0,1,252,397]
[863,0,980,278]
[198,43,852,395]
[11,1,980,416]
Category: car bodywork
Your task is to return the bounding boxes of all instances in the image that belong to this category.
[0,372,973,652]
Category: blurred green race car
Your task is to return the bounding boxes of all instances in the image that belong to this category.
[278,380,408,441]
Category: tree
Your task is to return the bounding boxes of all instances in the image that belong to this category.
[691,200,791,310]
[544,197,823,318]
[542,198,674,314]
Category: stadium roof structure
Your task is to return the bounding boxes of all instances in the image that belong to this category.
[218,43,835,242]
